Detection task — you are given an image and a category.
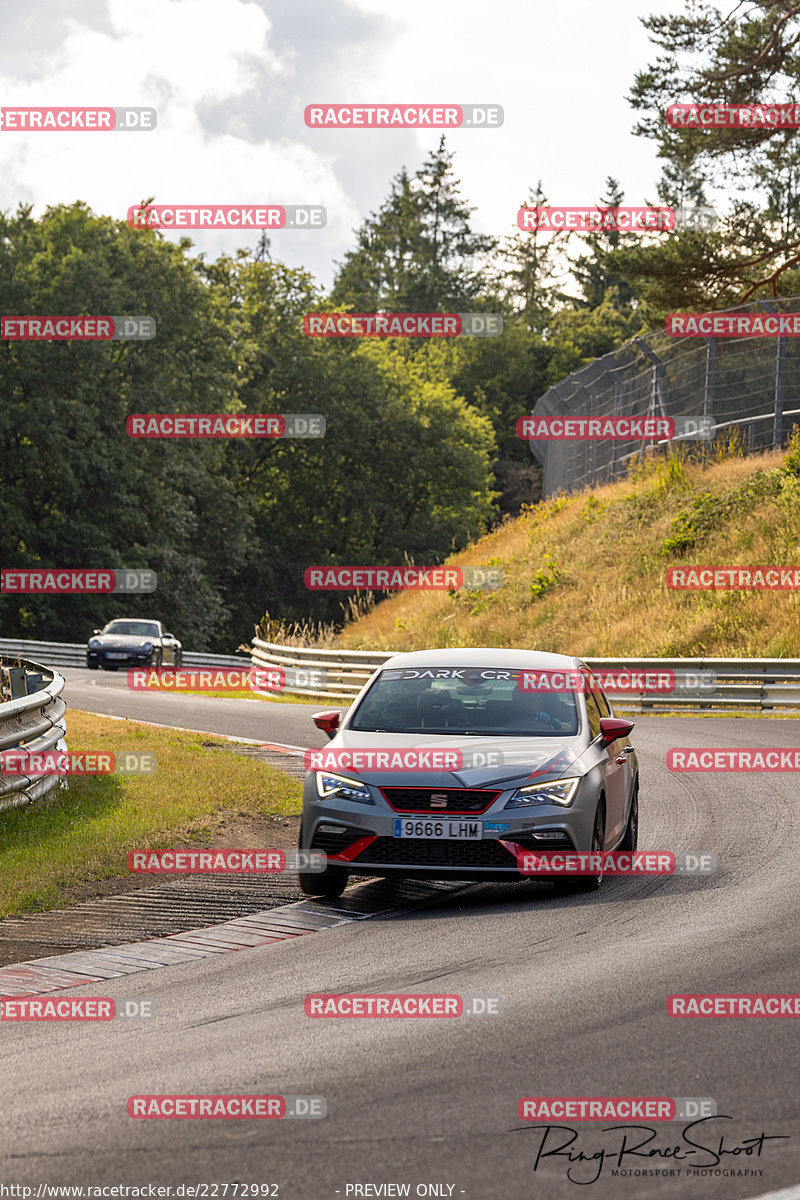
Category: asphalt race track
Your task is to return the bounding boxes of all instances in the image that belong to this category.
[1,680,799,1198]
[58,666,330,747]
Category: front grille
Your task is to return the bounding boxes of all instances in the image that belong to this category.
[354,836,519,868]
[380,788,500,814]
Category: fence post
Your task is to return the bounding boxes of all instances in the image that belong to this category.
[701,337,715,460]
[703,337,715,419]
[585,384,598,483]
[634,337,668,461]
[760,301,785,450]
[610,374,622,478]
[774,338,786,450]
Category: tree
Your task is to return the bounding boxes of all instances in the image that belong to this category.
[571,178,640,312]
[0,202,249,649]
[210,253,498,624]
[332,137,496,312]
[626,0,800,302]
[501,180,571,329]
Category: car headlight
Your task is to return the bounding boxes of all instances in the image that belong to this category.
[315,771,374,805]
[142,642,153,652]
[88,639,101,648]
[504,777,580,809]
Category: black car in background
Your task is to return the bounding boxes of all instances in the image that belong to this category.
[86,618,182,670]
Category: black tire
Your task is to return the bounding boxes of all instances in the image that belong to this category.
[297,829,348,898]
[87,659,98,670]
[554,801,605,894]
[174,651,183,670]
[299,864,348,899]
[619,779,639,852]
[150,649,163,669]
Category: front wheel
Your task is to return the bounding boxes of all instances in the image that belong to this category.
[554,802,605,894]
[297,831,348,898]
[87,659,98,670]
[299,863,348,899]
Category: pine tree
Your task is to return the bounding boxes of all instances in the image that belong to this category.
[332,138,496,312]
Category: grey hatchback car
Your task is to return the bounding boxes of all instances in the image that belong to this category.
[298,648,639,898]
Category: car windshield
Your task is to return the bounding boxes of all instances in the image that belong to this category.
[102,620,160,638]
[349,667,579,736]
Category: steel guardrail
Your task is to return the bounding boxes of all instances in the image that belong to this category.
[250,639,800,711]
[0,656,67,814]
[4,638,795,711]
[0,638,245,670]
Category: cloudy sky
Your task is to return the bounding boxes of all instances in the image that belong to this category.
[0,0,687,289]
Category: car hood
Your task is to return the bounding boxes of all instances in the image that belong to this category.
[313,729,585,789]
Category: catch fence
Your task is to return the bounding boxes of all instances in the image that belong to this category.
[529,296,800,496]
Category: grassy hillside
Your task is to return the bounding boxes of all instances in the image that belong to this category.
[336,439,800,658]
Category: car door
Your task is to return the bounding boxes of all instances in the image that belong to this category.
[583,675,627,845]
[596,682,635,840]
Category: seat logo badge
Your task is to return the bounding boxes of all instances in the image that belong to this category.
[430,793,448,808]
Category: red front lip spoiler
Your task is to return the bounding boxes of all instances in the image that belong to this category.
[326,836,378,863]
[501,840,537,867]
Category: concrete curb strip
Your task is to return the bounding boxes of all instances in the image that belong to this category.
[0,885,465,999]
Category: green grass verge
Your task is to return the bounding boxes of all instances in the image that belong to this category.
[0,710,302,919]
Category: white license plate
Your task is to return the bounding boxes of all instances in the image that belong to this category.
[392,818,482,840]
[106,653,129,659]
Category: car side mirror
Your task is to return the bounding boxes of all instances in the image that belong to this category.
[163,633,174,640]
[599,717,635,747]
[92,629,102,635]
[313,710,341,739]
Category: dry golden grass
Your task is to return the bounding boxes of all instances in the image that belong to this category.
[336,447,800,657]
